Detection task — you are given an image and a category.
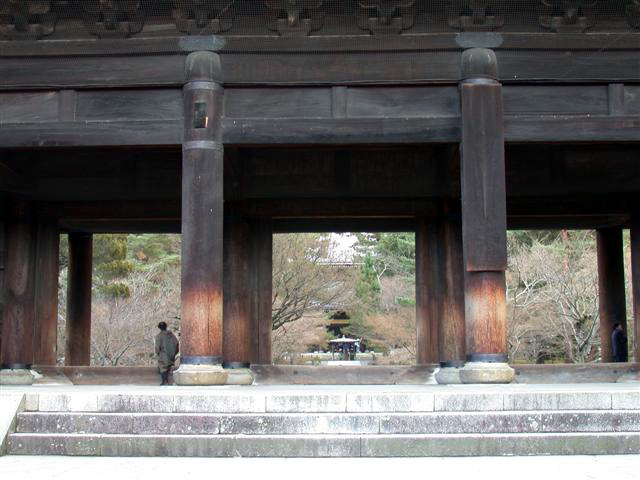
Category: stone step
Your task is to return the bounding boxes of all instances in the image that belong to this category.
[15,410,640,436]
[27,388,640,414]
[8,432,640,457]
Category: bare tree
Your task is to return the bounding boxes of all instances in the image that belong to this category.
[272,233,355,330]
[90,266,181,366]
[506,230,600,363]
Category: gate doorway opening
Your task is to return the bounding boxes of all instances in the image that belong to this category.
[271,232,416,367]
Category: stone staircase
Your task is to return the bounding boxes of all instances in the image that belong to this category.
[5,386,640,457]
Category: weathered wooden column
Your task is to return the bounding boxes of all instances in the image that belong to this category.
[174,49,227,385]
[222,216,254,384]
[65,233,92,366]
[597,227,627,362]
[458,48,514,383]
[33,219,60,365]
[435,215,466,383]
[415,217,440,365]
[250,218,273,365]
[0,201,37,384]
[0,218,5,365]
[631,222,640,362]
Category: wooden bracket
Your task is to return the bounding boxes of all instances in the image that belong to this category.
[448,0,504,32]
[0,0,56,39]
[172,0,233,35]
[357,0,414,34]
[83,0,145,39]
[539,0,597,33]
[265,0,323,37]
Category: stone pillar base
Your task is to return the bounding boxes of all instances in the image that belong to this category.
[225,368,255,385]
[173,364,227,386]
[459,362,515,384]
[435,366,463,384]
[0,368,35,385]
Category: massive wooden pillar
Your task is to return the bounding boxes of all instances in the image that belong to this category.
[33,220,60,365]
[417,213,466,382]
[631,222,640,362]
[224,217,273,370]
[175,50,227,385]
[0,202,37,370]
[0,218,5,363]
[415,217,439,364]
[65,233,92,366]
[250,218,273,365]
[597,227,627,362]
[438,216,466,368]
[458,49,513,383]
[223,216,252,366]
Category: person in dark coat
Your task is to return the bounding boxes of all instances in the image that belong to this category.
[611,323,628,363]
[155,321,179,385]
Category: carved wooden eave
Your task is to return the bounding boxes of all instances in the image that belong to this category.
[1,0,639,40]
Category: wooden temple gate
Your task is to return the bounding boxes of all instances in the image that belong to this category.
[0,1,639,384]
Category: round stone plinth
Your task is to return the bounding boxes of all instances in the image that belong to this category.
[435,366,463,384]
[225,368,255,385]
[459,362,515,384]
[173,364,227,386]
[0,368,35,385]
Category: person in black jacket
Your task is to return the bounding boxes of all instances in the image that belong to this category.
[611,323,628,363]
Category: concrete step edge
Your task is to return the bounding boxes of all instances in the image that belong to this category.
[8,432,640,457]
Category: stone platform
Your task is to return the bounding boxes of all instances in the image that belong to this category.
[1,384,639,457]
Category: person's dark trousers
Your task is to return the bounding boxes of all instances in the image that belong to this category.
[160,370,170,385]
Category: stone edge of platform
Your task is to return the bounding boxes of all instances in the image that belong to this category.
[5,388,639,414]
[0,393,24,456]
[7,432,640,457]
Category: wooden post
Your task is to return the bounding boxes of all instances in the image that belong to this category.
[438,216,466,367]
[251,218,273,365]
[631,222,640,363]
[0,218,5,363]
[597,227,627,362]
[65,232,92,366]
[32,219,60,365]
[0,202,37,369]
[458,49,513,383]
[223,216,252,366]
[415,217,439,364]
[175,50,227,384]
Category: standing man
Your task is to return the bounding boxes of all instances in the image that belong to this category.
[155,321,179,385]
[611,323,628,363]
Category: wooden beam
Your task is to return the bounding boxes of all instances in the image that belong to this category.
[273,218,416,233]
[2,115,639,148]
[65,233,92,366]
[2,46,640,89]
[597,227,627,363]
[0,162,31,194]
[3,34,640,58]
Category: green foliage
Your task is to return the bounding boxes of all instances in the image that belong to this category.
[127,234,181,272]
[355,254,380,310]
[93,234,134,298]
[355,232,415,277]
